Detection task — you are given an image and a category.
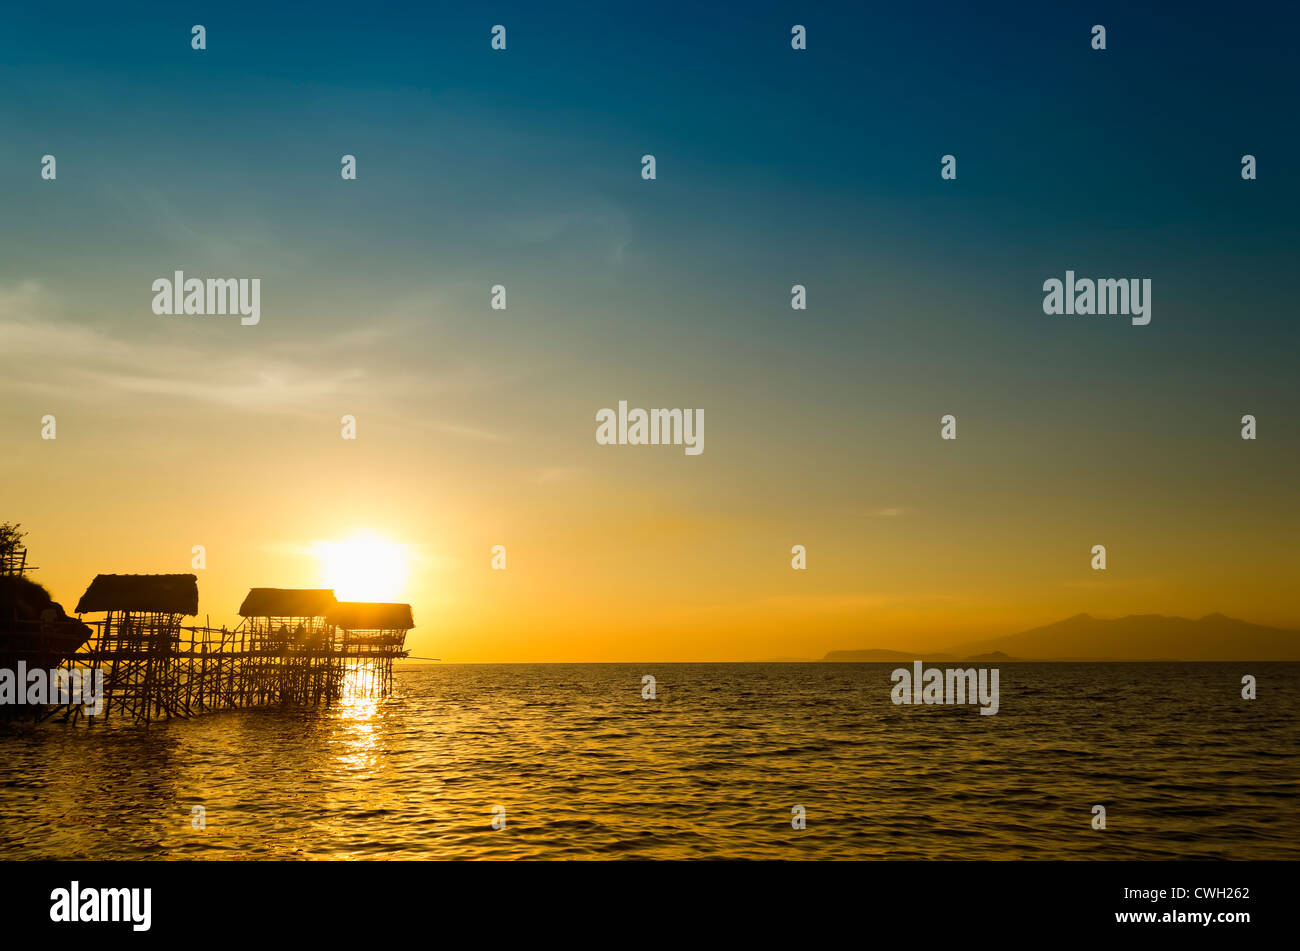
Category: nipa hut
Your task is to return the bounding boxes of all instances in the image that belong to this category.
[326,602,414,695]
[74,573,199,722]
[237,588,339,704]
[327,602,414,652]
[76,573,198,648]
[238,588,338,649]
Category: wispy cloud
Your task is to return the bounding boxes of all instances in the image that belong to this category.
[848,506,909,518]
[532,466,584,484]
[0,281,502,437]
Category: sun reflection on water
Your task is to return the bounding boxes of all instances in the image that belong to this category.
[332,667,384,773]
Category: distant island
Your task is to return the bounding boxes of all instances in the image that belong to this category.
[821,613,1300,662]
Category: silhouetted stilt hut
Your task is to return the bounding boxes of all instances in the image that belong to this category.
[75,574,199,723]
[327,602,414,695]
[237,588,340,704]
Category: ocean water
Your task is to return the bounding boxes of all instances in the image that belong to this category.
[0,663,1296,860]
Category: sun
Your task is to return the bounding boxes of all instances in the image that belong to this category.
[312,534,409,602]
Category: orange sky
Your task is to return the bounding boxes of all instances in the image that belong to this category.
[5,385,1298,661]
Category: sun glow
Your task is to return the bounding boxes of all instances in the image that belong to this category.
[312,534,409,602]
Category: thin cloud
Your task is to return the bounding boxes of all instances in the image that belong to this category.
[0,281,504,437]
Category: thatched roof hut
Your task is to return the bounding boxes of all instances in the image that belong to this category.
[326,602,415,632]
[238,588,337,619]
[75,574,199,616]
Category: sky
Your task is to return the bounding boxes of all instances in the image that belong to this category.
[2,1,1297,661]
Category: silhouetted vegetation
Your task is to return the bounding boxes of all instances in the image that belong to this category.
[0,522,25,567]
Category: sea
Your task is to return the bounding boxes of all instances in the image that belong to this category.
[1,663,1296,860]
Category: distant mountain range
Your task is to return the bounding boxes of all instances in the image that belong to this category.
[821,613,1300,662]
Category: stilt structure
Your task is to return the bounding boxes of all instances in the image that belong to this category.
[5,571,418,725]
[75,574,199,724]
[237,588,340,706]
[327,602,415,697]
